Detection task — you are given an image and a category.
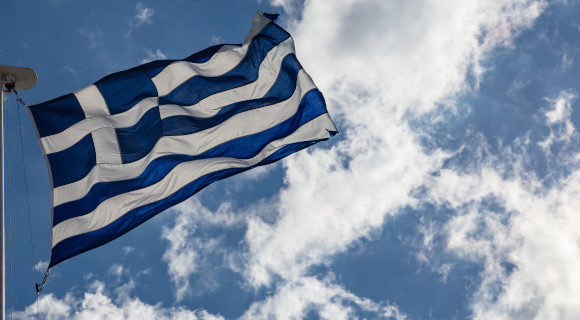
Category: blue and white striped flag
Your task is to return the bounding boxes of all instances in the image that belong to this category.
[28,11,337,268]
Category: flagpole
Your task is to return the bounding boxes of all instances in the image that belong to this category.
[0,83,5,320]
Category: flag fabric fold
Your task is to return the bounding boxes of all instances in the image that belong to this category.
[27,11,337,268]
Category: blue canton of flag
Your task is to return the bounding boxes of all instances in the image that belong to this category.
[27,11,337,268]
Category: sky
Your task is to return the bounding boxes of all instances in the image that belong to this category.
[1,0,580,319]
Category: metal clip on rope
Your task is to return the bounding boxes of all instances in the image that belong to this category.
[35,269,49,294]
[14,90,28,108]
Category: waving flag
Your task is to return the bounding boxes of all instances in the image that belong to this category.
[28,11,337,268]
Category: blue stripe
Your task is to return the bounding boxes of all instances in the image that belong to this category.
[158,23,290,107]
[262,13,279,21]
[116,106,163,163]
[162,53,301,136]
[95,69,158,115]
[50,136,328,268]
[29,93,86,138]
[48,135,96,188]
[52,89,327,226]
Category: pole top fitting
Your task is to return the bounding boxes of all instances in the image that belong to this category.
[0,65,38,92]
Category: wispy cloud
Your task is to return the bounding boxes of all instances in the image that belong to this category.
[108,264,125,278]
[210,35,223,45]
[34,260,48,272]
[141,48,167,64]
[163,201,408,318]
[127,3,154,37]
[162,199,241,301]
[241,276,407,320]
[135,3,154,26]
[561,52,574,70]
[122,246,134,255]
[78,29,102,49]
[63,65,76,75]
[538,90,576,153]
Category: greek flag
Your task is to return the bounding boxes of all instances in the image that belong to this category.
[28,11,337,268]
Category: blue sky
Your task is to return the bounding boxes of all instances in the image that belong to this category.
[2,0,580,319]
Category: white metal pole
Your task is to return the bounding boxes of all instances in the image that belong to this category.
[1,84,5,320]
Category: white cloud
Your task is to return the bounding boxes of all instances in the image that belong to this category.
[141,48,167,63]
[108,264,125,278]
[13,280,224,320]
[242,0,546,289]
[429,171,580,319]
[561,52,574,70]
[122,246,134,255]
[162,199,241,301]
[162,199,407,318]
[229,163,279,184]
[423,89,580,319]
[127,3,154,37]
[135,3,154,26]
[161,213,201,302]
[275,0,545,115]
[15,293,71,320]
[413,217,455,283]
[544,90,575,124]
[240,276,406,320]
[16,276,402,320]
[538,90,576,154]
[170,197,243,231]
[210,35,223,45]
[34,260,49,272]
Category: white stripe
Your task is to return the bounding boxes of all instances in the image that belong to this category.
[52,113,336,247]
[74,84,110,117]
[40,36,294,155]
[152,12,273,97]
[53,71,316,207]
[92,127,122,164]
[74,85,122,165]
